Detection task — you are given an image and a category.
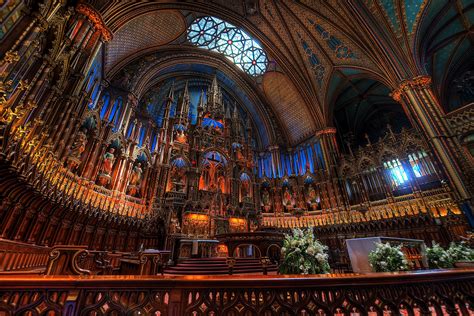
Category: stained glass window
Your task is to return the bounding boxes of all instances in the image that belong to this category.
[187,16,268,76]
[383,159,409,187]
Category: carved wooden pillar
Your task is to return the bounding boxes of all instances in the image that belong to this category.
[118,157,133,193]
[0,203,23,239]
[41,216,60,246]
[117,231,127,251]
[68,223,84,245]
[14,208,35,241]
[94,227,106,250]
[80,135,99,178]
[0,197,13,226]
[110,154,125,191]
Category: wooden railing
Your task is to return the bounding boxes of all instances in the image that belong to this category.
[0,269,472,315]
[0,239,50,273]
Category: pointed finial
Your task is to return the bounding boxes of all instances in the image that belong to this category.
[183,80,189,99]
[364,133,371,146]
[386,123,395,139]
[232,102,239,120]
[225,102,232,119]
[211,75,218,91]
[198,89,205,110]
[167,82,175,102]
[345,139,354,157]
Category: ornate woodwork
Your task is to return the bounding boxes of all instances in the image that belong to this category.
[0,270,472,315]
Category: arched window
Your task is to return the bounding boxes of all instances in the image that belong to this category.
[99,94,111,119]
[187,16,268,76]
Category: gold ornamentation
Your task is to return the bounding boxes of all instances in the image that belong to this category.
[75,4,113,42]
[411,75,432,88]
[391,75,432,102]
[390,89,403,102]
[315,127,337,136]
[3,51,20,64]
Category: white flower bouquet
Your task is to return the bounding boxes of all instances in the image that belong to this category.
[446,241,474,262]
[426,241,474,269]
[279,228,330,274]
[368,242,409,272]
[426,242,453,268]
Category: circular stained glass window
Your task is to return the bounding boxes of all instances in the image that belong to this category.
[187,16,268,76]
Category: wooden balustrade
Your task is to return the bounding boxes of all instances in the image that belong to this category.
[0,269,472,315]
[0,239,50,274]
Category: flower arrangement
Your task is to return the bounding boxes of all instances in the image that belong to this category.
[426,241,474,268]
[368,242,409,272]
[279,228,330,274]
[446,241,474,262]
[426,242,452,268]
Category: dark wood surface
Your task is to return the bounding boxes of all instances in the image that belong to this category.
[0,268,472,287]
[0,269,472,315]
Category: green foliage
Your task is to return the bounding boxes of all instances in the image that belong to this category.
[446,241,474,262]
[426,242,453,268]
[279,228,330,275]
[426,241,474,269]
[368,242,409,272]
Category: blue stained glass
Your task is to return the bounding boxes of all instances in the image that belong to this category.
[306,146,314,173]
[384,159,409,187]
[99,94,110,119]
[126,121,134,138]
[188,16,268,76]
[89,84,100,109]
[412,163,422,177]
[151,133,157,152]
[138,126,146,147]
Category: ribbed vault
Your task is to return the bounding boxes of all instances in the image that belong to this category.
[82,0,472,147]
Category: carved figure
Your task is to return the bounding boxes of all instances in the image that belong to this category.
[127,162,143,196]
[67,128,88,170]
[98,147,115,185]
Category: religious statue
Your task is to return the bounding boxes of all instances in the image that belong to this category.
[307,186,320,210]
[170,165,186,192]
[282,187,293,209]
[241,180,250,199]
[217,171,226,193]
[261,189,271,212]
[127,162,143,196]
[98,147,115,186]
[67,127,88,170]
[235,146,244,161]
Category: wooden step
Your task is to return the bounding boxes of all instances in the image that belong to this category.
[164,257,278,275]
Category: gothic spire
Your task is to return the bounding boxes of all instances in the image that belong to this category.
[198,89,205,111]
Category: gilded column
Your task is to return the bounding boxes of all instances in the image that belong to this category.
[392,75,473,226]
[315,127,339,174]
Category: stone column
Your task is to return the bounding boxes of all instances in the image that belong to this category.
[392,75,473,226]
[315,128,339,175]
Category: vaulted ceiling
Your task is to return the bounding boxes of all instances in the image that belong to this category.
[83,0,474,149]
